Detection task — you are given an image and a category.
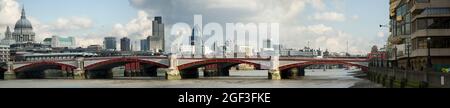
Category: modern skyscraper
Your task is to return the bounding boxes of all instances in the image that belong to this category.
[120,37,131,51]
[190,25,203,55]
[150,16,165,53]
[140,39,149,51]
[104,37,117,51]
[388,0,450,71]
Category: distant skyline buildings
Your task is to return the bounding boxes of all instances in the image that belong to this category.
[104,37,117,51]
[120,37,131,51]
[140,39,148,51]
[0,0,390,55]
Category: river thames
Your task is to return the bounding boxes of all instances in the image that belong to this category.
[0,69,382,88]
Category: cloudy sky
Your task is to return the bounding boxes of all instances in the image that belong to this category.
[0,0,389,54]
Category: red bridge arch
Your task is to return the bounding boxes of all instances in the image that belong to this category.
[178,59,262,70]
[85,57,168,70]
[14,61,77,72]
[279,60,368,72]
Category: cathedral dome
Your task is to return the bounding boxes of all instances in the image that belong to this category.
[14,7,33,30]
[14,18,33,30]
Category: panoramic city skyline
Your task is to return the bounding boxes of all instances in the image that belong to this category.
[0,0,389,54]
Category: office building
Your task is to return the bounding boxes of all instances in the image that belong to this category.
[388,0,450,71]
[104,37,117,51]
[149,16,165,53]
[120,37,131,51]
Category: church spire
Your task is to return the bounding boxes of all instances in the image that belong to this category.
[4,26,12,39]
[6,26,10,32]
[21,5,26,19]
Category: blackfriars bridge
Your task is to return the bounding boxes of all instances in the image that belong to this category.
[0,55,369,80]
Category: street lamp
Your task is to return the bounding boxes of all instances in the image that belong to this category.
[393,46,398,68]
[407,43,411,70]
[427,37,432,69]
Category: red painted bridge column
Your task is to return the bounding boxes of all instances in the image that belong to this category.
[125,63,131,77]
[135,62,141,76]
[131,62,137,77]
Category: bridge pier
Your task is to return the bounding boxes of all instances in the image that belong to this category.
[166,54,181,80]
[73,68,85,80]
[268,56,281,80]
[3,72,16,80]
[268,69,281,80]
[166,68,181,80]
[74,58,86,80]
[3,62,16,80]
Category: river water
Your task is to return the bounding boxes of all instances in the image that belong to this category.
[0,69,382,88]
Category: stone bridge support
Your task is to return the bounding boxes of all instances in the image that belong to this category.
[268,56,281,80]
[166,54,181,80]
[74,57,86,80]
[4,62,16,80]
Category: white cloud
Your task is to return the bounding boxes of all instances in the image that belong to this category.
[0,0,20,37]
[297,24,334,35]
[307,0,326,10]
[53,17,93,31]
[111,10,152,39]
[310,12,346,22]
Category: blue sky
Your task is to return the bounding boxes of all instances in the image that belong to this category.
[20,0,135,26]
[1,0,390,54]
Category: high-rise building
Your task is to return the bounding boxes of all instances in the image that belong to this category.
[149,16,165,53]
[12,7,36,43]
[263,39,272,48]
[104,37,117,51]
[388,0,450,71]
[140,39,149,51]
[120,37,131,51]
[190,25,203,55]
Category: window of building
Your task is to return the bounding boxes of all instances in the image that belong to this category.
[412,37,450,50]
[416,17,450,30]
[420,8,450,16]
